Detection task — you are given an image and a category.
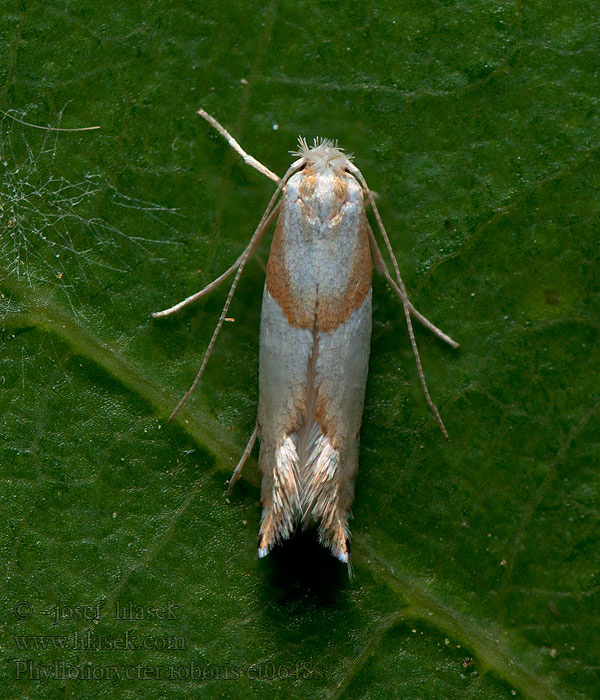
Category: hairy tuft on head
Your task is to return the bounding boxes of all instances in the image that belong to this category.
[292,137,353,172]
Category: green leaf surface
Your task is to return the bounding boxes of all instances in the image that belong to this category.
[1,1,598,698]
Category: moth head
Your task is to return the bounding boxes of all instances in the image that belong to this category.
[293,137,353,173]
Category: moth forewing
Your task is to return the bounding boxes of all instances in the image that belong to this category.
[153,111,458,570]
[256,142,372,563]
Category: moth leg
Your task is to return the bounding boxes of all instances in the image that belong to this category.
[153,109,284,320]
[151,253,244,318]
[155,112,307,422]
[164,158,305,421]
[366,222,459,348]
[227,423,259,494]
[405,300,459,348]
[165,202,281,421]
[151,204,280,319]
[351,162,450,439]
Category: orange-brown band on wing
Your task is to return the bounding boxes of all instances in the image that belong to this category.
[318,214,372,332]
[266,211,372,332]
[314,374,365,454]
[266,215,314,329]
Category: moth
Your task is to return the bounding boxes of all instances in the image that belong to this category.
[153,111,458,568]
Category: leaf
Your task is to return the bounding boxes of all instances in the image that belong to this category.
[1,1,598,699]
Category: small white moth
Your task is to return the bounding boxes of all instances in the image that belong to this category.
[153,111,458,568]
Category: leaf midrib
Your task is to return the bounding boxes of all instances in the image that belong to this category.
[1,271,567,700]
